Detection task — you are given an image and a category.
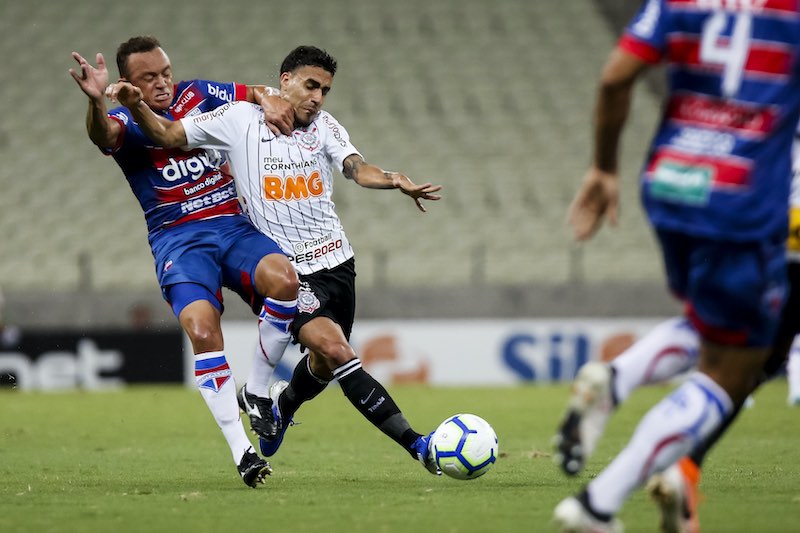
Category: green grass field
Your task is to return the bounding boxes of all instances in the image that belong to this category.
[2,381,799,532]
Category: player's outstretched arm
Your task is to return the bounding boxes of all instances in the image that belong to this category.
[566,47,648,241]
[69,51,121,149]
[342,154,442,213]
[108,81,188,148]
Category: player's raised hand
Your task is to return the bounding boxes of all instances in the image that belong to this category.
[69,52,109,100]
[391,173,443,213]
[567,167,619,241]
[260,94,294,136]
[105,81,143,108]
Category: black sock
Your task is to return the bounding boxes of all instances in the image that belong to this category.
[334,359,421,455]
[279,354,329,421]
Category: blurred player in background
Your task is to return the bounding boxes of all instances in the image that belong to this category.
[552,1,800,531]
[555,119,800,532]
[69,36,299,488]
[109,45,445,473]
[786,129,800,406]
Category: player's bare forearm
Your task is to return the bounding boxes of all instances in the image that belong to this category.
[70,51,118,148]
[343,155,394,189]
[343,154,442,212]
[128,101,187,148]
[136,101,187,148]
[592,47,647,172]
[105,81,187,148]
[593,84,632,173]
[85,97,120,148]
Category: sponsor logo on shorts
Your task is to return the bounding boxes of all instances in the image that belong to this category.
[297,283,321,314]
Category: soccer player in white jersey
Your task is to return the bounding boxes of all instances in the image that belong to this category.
[108,45,445,472]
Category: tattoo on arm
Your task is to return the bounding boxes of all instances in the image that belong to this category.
[343,155,367,180]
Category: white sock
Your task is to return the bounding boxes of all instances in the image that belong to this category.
[587,372,732,515]
[611,317,699,403]
[248,297,297,397]
[195,351,253,464]
[788,336,800,402]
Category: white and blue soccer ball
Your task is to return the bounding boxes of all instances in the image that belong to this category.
[430,413,498,480]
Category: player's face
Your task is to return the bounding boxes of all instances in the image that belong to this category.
[279,66,333,127]
[123,48,174,112]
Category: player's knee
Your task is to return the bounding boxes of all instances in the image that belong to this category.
[275,269,299,300]
[182,317,222,350]
[257,256,299,300]
[317,340,356,367]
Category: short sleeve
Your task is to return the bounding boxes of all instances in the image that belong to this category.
[619,0,668,64]
[181,102,255,151]
[317,111,361,176]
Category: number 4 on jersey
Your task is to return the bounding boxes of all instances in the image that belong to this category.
[700,10,752,97]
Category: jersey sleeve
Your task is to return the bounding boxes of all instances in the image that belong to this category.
[181,101,254,151]
[190,79,248,106]
[318,111,361,177]
[101,107,148,154]
[618,0,668,64]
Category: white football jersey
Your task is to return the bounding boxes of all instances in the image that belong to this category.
[182,102,360,274]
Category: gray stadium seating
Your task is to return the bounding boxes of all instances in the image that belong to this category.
[0,0,664,294]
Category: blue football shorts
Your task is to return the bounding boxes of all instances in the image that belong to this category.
[149,215,285,317]
[657,228,787,347]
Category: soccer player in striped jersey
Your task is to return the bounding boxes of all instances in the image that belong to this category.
[555,119,800,532]
[109,45,445,473]
[552,1,800,531]
[70,36,300,488]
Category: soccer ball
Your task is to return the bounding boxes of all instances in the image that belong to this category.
[430,413,498,480]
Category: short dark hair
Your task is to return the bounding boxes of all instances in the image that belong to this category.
[279,46,337,77]
[116,36,161,78]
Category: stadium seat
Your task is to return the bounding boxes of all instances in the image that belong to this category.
[2,0,663,293]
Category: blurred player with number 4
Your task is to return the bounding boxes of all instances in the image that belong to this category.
[552,1,800,532]
[555,119,800,532]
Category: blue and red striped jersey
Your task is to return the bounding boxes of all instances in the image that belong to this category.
[622,0,800,240]
[104,80,248,238]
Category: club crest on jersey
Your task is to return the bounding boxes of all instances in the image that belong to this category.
[295,127,320,152]
[297,283,321,314]
[195,356,232,392]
